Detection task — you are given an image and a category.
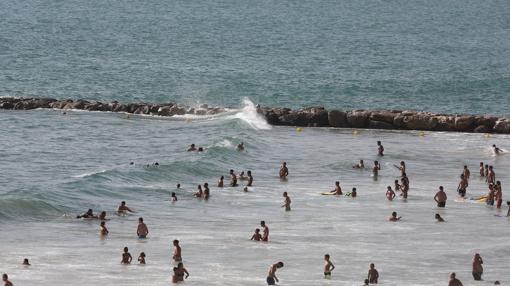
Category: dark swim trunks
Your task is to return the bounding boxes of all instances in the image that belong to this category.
[472,272,482,281]
[437,202,446,207]
[138,235,147,239]
[266,276,275,285]
[458,188,466,197]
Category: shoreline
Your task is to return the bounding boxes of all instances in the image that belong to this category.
[1,97,510,134]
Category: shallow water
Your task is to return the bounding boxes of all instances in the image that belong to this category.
[1,106,509,285]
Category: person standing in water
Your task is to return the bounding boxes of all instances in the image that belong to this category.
[229,169,238,187]
[463,165,470,180]
[449,272,463,286]
[386,186,396,201]
[266,262,284,285]
[2,274,13,286]
[353,159,364,169]
[121,247,132,264]
[367,263,379,284]
[388,211,401,221]
[282,192,291,211]
[472,253,483,281]
[373,161,381,177]
[434,186,447,207]
[487,166,495,185]
[99,221,109,236]
[117,201,134,214]
[377,141,384,156]
[247,170,253,187]
[138,252,146,264]
[396,161,406,176]
[457,174,468,197]
[172,262,189,283]
[203,183,210,199]
[218,176,224,188]
[251,228,262,241]
[323,254,335,278]
[479,162,484,177]
[173,240,182,263]
[261,221,269,242]
[493,144,502,154]
[237,142,245,151]
[137,217,149,239]
[194,185,203,198]
[279,162,289,179]
[495,181,503,208]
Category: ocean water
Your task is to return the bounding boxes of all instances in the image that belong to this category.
[2,0,510,285]
[1,0,510,115]
[1,104,510,285]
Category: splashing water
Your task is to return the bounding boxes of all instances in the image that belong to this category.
[228,98,272,130]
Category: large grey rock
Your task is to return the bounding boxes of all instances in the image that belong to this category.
[328,110,348,127]
[473,125,490,133]
[402,114,438,130]
[454,116,475,131]
[494,119,510,134]
[435,116,456,131]
[347,110,370,128]
[370,111,397,124]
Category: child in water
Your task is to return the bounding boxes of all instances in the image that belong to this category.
[121,247,132,264]
[138,252,146,264]
[251,228,262,241]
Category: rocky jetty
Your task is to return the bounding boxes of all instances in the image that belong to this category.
[1,97,509,134]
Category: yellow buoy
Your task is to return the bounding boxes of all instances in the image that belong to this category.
[418,131,425,137]
[296,127,302,132]
[484,133,491,138]
[352,129,359,135]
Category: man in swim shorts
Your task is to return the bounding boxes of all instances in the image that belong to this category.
[247,170,253,187]
[388,211,401,222]
[472,253,483,281]
[385,186,396,201]
[282,192,291,211]
[173,240,182,263]
[121,247,132,264]
[266,262,284,285]
[457,174,468,197]
[434,186,447,207]
[137,217,149,238]
[229,169,238,187]
[323,254,335,278]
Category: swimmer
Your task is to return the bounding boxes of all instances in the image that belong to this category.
[197,147,204,152]
[137,217,149,239]
[99,221,109,236]
[247,171,253,187]
[388,211,401,221]
[373,161,381,176]
[218,176,224,188]
[279,162,289,179]
[203,183,210,199]
[171,192,178,202]
[487,184,495,206]
[507,201,510,217]
[353,159,364,169]
[266,262,284,285]
[363,279,370,286]
[2,274,13,286]
[323,254,335,278]
[239,171,247,180]
[435,213,445,222]
[367,263,379,284]
[229,169,238,187]
[457,174,468,198]
[449,272,463,286]
[377,141,384,156]
[22,258,30,266]
[495,181,502,208]
[331,181,342,195]
[351,187,357,198]
[98,211,107,220]
[434,186,447,207]
[400,176,409,199]
[261,221,269,242]
[493,144,502,154]
[121,247,132,264]
[282,192,291,211]
[177,184,181,189]
[194,185,203,198]
[172,262,189,283]
[395,179,401,192]
[487,166,495,185]
[484,164,489,178]
[479,162,484,177]
[138,252,146,264]
[463,165,470,180]
[386,186,396,201]
[173,240,182,263]
[251,228,262,241]
[76,209,97,219]
[395,161,406,176]
[243,186,249,192]
[472,253,483,281]
[187,144,197,152]
[237,142,245,151]
[117,201,134,214]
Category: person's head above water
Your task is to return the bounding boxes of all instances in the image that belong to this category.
[138,217,143,223]
[173,239,179,246]
[260,220,266,226]
[392,211,397,217]
[276,262,284,268]
[121,201,126,206]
